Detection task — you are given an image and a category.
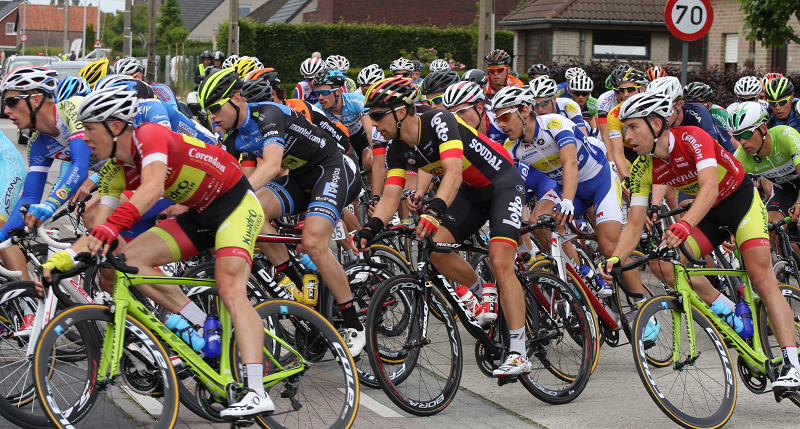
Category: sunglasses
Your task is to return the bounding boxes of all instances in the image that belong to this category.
[573,91,591,97]
[533,99,552,108]
[739,96,758,102]
[423,95,444,106]
[768,96,792,107]
[488,67,507,75]
[368,106,403,122]
[3,94,34,108]
[314,89,336,97]
[732,130,754,141]
[452,104,476,117]
[496,107,520,123]
[206,97,230,115]
[619,86,641,94]
[393,72,410,77]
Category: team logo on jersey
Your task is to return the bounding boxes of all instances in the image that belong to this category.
[431,112,449,141]
[536,138,546,146]
[446,214,456,222]
[547,118,562,129]
[516,184,524,194]
[55,188,69,200]
[566,103,578,114]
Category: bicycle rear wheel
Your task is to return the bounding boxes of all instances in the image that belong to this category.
[757,283,800,408]
[632,296,736,429]
[366,274,462,416]
[34,305,180,429]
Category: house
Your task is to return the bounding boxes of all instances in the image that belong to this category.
[0,1,18,51]
[8,3,104,52]
[180,0,273,41]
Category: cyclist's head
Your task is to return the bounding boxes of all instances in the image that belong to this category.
[312,69,346,109]
[529,76,558,115]
[233,57,261,79]
[77,85,139,160]
[198,68,245,131]
[618,69,648,101]
[420,70,460,109]
[733,76,762,101]
[568,74,594,106]
[765,77,795,120]
[442,81,485,129]
[1,66,59,129]
[357,64,385,92]
[618,92,672,155]
[491,86,534,141]
[245,67,275,81]
[241,78,273,103]
[564,67,585,82]
[56,76,90,103]
[646,76,683,125]
[212,51,225,66]
[200,50,213,65]
[325,55,350,73]
[95,74,155,99]
[462,69,487,87]
[113,57,144,78]
[364,77,418,140]
[221,55,239,69]
[527,63,549,81]
[79,58,111,89]
[683,82,714,105]
[429,59,450,73]
[389,58,414,78]
[485,49,511,87]
[646,66,667,81]
[728,102,768,150]
[609,65,632,91]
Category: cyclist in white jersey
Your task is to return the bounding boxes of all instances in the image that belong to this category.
[529,76,590,136]
[295,57,325,104]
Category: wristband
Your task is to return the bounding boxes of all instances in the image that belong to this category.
[667,220,692,242]
[106,202,142,232]
[425,197,448,219]
[419,214,440,234]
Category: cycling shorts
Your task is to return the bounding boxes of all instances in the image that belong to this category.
[550,161,622,225]
[150,176,264,266]
[441,171,524,248]
[350,128,370,155]
[765,185,799,216]
[265,154,361,227]
[685,181,770,258]
[518,162,559,205]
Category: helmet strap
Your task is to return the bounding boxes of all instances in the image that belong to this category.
[25,93,45,131]
[517,107,529,142]
[229,97,242,130]
[102,120,129,162]
[753,127,767,163]
[643,117,665,156]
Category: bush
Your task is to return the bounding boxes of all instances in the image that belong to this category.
[218,20,513,84]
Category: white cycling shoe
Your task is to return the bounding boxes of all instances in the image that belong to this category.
[345,327,366,357]
[220,389,275,421]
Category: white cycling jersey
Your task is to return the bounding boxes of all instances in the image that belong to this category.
[596,90,619,115]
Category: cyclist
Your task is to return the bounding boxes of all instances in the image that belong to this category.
[359,77,531,377]
[683,81,729,130]
[325,55,356,92]
[527,63,550,82]
[232,57,260,79]
[462,68,487,87]
[603,91,800,390]
[79,57,111,89]
[606,68,649,188]
[597,65,629,165]
[196,51,213,87]
[114,57,144,80]
[556,67,584,98]
[420,69,460,110]
[442,80,507,144]
[389,58,415,78]
[0,128,27,280]
[568,74,598,136]
[483,49,523,99]
[645,66,667,81]
[411,60,423,85]
[765,77,800,132]
[199,69,367,358]
[212,51,225,68]
[529,76,590,136]
[727,76,769,115]
[356,64,385,94]
[295,57,325,104]
[222,54,239,69]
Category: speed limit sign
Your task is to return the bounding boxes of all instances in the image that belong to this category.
[664,0,713,41]
[19,34,27,42]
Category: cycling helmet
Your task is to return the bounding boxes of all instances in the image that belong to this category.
[357,64,385,87]
[241,78,273,103]
[646,66,667,81]
[212,51,225,62]
[605,75,612,90]
[429,59,450,73]
[528,76,558,98]
[221,55,239,69]
[245,67,275,81]
[609,64,633,88]
[113,57,143,76]
[564,67,586,82]
[491,86,534,111]
[364,77,418,108]
[1,66,59,93]
[200,50,213,60]
[389,58,414,73]
[420,70,460,95]
[462,69,487,87]
[485,49,511,66]
[79,58,111,88]
[325,55,350,73]
[734,76,762,98]
[765,77,794,101]
[442,81,485,109]
[198,68,243,110]
[56,76,90,103]
[618,92,672,121]
[764,72,785,81]
[77,85,139,123]
[94,74,138,92]
[528,63,550,77]
[728,101,767,134]
[259,71,280,88]
[568,74,594,92]
[233,57,259,78]
[620,69,648,85]
[412,60,423,72]
[509,70,520,78]
[299,57,325,78]
[683,82,714,103]
[645,76,683,102]
[312,69,346,87]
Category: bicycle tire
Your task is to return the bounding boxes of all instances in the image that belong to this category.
[519,271,594,404]
[231,299,359,429]
[757,283,800,408]
[34,304,180,429]
[631,295,736,429]
[366,274,462,416]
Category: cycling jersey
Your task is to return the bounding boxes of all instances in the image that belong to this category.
[0,130,25,223]
[606,102,629,146]
[596,90,619,123]
[343,76,357,93]
[681,103,736,154]
[285,98,352,154]
[294,80,318,104]
[484,110,508,144]
[136,98,171,128]
[314,92,368,136]
[581,96,599,119]
[518,161,558,205]
[160,100,216,145]
[483,75,524,96]
[769,106,800,132]
[709,104,729,129]
[150,83,179,111]
[554,98,588,130]
[629,126,745,207]
[733,125,800,190]
[555,82,569,98]
[504,114,607,184]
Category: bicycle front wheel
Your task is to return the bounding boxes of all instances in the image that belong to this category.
[34,305,180,429]
[632,296,736,429]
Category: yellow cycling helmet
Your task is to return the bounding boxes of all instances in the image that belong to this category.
[233,57,258,79]
[79,58,111,89]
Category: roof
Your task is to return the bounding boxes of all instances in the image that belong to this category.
[15,4,103,30]
[178,0,225,32]
[267,0,312,23]
[500,0,666,25]
[249,0,292,23]
[0,0,17,22]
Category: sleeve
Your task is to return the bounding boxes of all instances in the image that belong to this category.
[684,128,719,171]
[97,160,126,208]
[294,83,303,100]
[352,94,368,118]
[0,139,53,237]
[607,107,623,139]
[732,146,751,172]
[256,105,287,149]
[134,124,171,167]
[629,156,654,207]
[543,116,579,149]
[427,111,463,161]
[384,140,407,188]
[54,160,73,190]
[140,100,172,128]
[781,128,800,167]
[45,133,90,208]
[562,100,586,127]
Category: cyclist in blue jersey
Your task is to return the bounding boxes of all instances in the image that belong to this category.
[313,70,373,168]
[52,76,92,191]
[530,76,591,136]
[0,129,27,279]
[766,78,800,132]
[555,67,585,99]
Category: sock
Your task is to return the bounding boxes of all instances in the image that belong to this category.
[509,327,526,356]
[783,347,800,370]
[634,298,647,308]
[275,260,304,289]
[517,242,530,255]
[338,300,363,331]
[712,293,736,313]
[347,250,356,260]
[244,363,266,397]
[400,219,409,225]
[179,302,207,327]
[469,277,485,296]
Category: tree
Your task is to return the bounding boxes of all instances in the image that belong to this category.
[740,0,800,47]
[156,0,189,49]
[86,23,95,46]
[71,0,79,6]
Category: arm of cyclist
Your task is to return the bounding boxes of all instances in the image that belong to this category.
[0,146,52,240]
[416,157,461,239]
[646,184,669,225]
[600,204,648,282]
[610,136,629,188]
[26,138,91,228]
[361,116,374,170]
[246,144,284,191]
[408,170,434,212]
[71,177,98,204]
[554,143,578,225]
[663,167,718,249]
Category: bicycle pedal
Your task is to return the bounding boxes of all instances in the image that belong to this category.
[231,420,256,428]
[497,376,519,386]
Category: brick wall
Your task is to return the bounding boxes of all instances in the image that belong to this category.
[0,14,16,49]
[552,29,580,62]
[651,32,670,65]
[310,0,520,28]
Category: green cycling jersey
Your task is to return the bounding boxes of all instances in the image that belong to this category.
[733,125,800,189]
[710,104,729,130]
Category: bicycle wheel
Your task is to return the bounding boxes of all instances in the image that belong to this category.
[632,295,736,429]
[520,272,594,404]
[757,283,800,408]
[366,274,462,416]
[774,260,800,289]
[230,299,359,429]
[34,305,180,429]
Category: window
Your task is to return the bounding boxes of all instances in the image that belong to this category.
[725,33,738,71]
[5,23,15,36]
[526,31,553,64]
[238,5,251,17]
[593,32,650,59]
[668,34,705,62]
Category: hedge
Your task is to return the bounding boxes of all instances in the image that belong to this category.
[219,19,513,84]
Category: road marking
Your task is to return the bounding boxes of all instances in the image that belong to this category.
[339,388,403,418]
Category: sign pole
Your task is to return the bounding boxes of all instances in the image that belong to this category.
[681,40,689,85]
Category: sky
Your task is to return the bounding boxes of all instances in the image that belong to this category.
[24,0,127,13]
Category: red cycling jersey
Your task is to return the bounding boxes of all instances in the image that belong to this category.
[629,125,745,207]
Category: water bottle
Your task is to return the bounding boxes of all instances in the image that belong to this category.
[164,314,205,352]
[302,274,319,306]
[203,315,222,358]
[710,302,743,334]
[298,253,317,271]
[735,302,754,338]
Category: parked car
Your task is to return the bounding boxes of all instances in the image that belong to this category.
[0,55,61,118]
[80,48,111,61]
[50,60,91,79]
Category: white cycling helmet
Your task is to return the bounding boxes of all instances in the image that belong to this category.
[221,55,239,69]
[491,85,534,111]
[357,64,385,87]
[429,59,450,73]
[300,57,325,78]
[113,57,143,76]
[734,76,762,98]
[442,81,485,109]
[77,85,139,123]
[529,75,558,98]
[325,55,350,73]
[645,76,683,103]
[727,101,768,135]
[618,92,673,121]
[568,74,594,92]
[1,66,59,94]
[564,67,586,82]
[389,58,414,73]
[94,74,138,92]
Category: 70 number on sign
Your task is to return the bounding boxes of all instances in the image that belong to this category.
[669,0,709,39]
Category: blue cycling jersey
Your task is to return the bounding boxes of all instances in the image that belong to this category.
[771,108,800,133]
[681,103,736,154]
[314,92,368,135]
[555,82,570,99]
[484,111,508,144]
[136,99,171,128]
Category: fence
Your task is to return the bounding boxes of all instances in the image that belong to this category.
[163,54,200,98]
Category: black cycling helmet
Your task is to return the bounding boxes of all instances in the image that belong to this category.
[412,60,423,72]
[212,51,225,61]
[485,49,511,66]
[683,82,714,103]
[198,68,243,110]
[462,69,487,86]
[200,50,213,59]
[261,71,280,87]
[312,69,346,87]
[609,65,632,89]
[528,63,550,77]
[621,68,648,85]
[765,77,795,101]
[241,78,273,103]
[420,70,460,95]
